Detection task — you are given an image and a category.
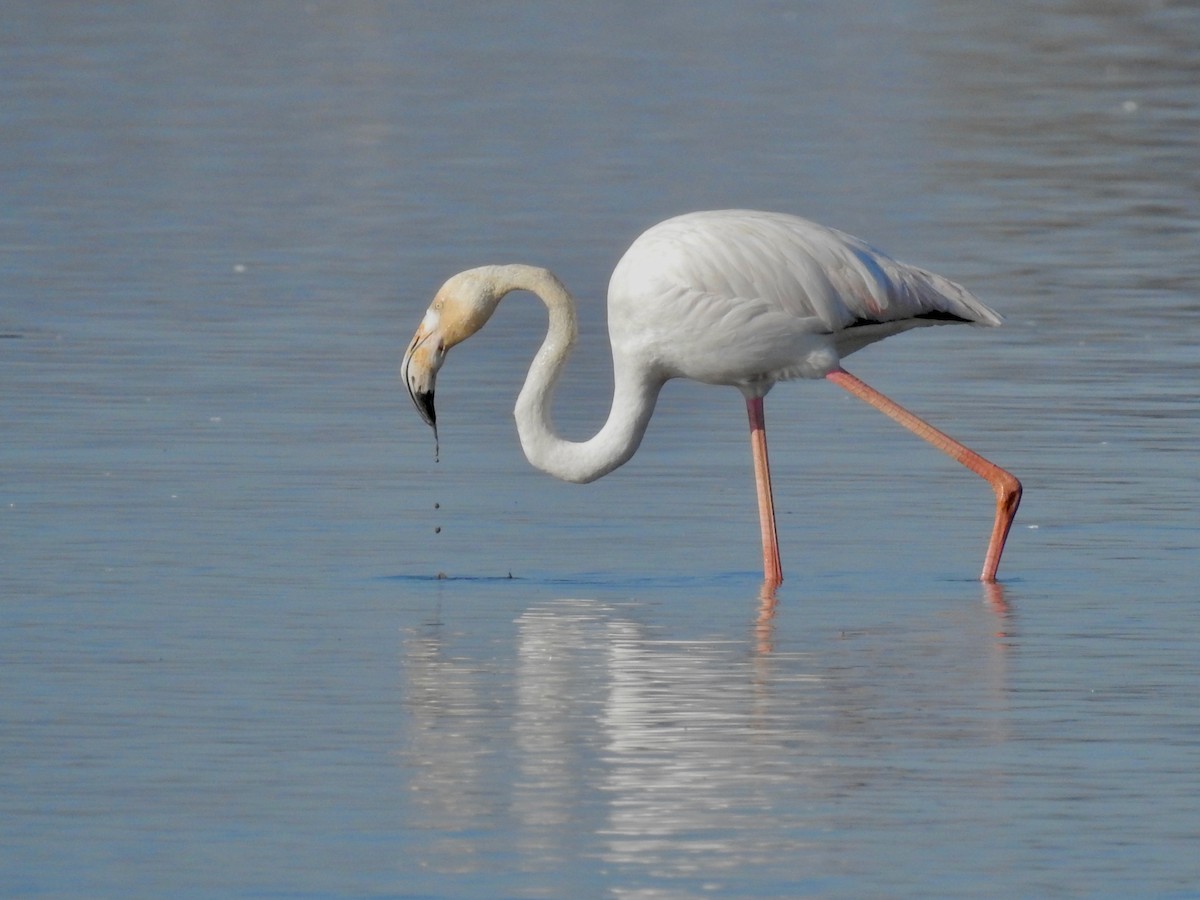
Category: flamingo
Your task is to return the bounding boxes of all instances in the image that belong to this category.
[401,210,1021,586]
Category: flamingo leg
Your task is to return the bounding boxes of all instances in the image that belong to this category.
[746,396,784,588]
[826,368,1022,583]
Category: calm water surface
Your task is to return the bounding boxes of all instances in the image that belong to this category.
[3,3,1199,897]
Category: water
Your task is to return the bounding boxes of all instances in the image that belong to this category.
[3,2,1199,897]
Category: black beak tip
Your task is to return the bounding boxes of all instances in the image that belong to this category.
[414,390,436,429]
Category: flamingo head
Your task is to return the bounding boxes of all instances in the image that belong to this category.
[400,267,506,436]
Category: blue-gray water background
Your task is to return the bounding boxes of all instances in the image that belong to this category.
[3,3,1199,897]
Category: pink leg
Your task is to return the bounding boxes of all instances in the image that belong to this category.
[826,368,1022,582]
[746,396,784,587]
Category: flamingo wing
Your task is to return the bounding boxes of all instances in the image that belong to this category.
[608,210,1001,386]
[623,210,999,327]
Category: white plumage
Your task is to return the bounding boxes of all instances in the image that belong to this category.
[401,210,1021,587]
[607,210,1001,390]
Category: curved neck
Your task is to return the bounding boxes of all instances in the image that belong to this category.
[494,265,663,484]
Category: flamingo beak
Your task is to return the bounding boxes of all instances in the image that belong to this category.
[401,321,446,436]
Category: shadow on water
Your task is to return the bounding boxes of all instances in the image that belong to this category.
[383,570,764,589]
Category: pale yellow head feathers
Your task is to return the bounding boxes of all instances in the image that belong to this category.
[424,267,507,351]
[400,266,512,436]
